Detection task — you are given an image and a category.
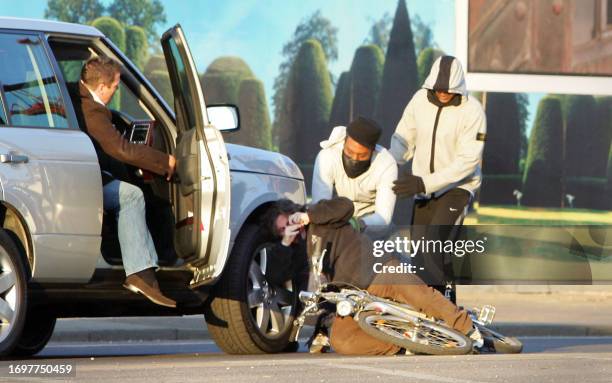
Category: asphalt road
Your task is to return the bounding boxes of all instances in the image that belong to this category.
[1,337,611,382]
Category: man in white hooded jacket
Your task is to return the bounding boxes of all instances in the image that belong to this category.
[312,117,398,237]
[390,55,486,300]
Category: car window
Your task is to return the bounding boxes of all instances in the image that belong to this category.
[0,33,69,129]
[109,81,152,120]
[52,44,151,121]
[166,38,196,130]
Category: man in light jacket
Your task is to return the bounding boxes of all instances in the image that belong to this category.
[312,117,398,238]
[390,55,486,301]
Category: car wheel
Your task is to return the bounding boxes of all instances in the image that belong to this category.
[0,229,28,356]
[12,310,56,357]
[205,223,298,354]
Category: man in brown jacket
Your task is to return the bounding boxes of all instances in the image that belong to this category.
[72,57,176,307]
[264,197,482,355]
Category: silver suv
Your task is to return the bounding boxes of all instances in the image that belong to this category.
[0,18,306,356]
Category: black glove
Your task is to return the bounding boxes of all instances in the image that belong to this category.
[393,172,425,198]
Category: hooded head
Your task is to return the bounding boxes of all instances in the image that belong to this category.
[422,55,467,97]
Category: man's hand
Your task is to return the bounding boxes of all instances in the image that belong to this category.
[281,224,301,247]
[392,169,425,198]
[288,212,310,226]
[166,155,177,181]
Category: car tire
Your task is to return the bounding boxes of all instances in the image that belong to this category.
[205,223,298,354]
[12,310,56,357]
[0,229,28,356]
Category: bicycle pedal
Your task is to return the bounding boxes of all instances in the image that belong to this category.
[477,305,496,325]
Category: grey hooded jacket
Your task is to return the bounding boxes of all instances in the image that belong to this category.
[389,56,486,198]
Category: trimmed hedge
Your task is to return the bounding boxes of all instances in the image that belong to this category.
[329,71,351,127]
[483,93,523,174]
[374,0,418,147]
[522,97,563,207]
[125,25,148,70]
[349,44,384,120]
[279,39,332,188]
[91,16,125,51]
[234,78,272,150]
[147,70,173,107]
[564,95,603,177]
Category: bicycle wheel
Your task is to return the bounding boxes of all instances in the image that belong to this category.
[357,312,473,355]
[478,325,523,354]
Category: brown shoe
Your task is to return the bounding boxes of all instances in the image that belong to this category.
[123,268,176,308]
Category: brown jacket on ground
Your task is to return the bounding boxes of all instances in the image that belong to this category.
[306,197,387,289]
[70,82,170,183]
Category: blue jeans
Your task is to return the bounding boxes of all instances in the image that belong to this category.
[103,180,158,276]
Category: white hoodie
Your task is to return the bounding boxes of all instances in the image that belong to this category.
[390,56,486,198]
[312,126,398,228]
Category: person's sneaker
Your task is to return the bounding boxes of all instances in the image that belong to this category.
[308,332,331,353]
[468,326,484,351]
[123,268,176,308]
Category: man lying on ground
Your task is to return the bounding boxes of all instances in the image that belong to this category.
[262,197,482,355]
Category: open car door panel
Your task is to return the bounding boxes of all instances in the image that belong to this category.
[161,25,231,287]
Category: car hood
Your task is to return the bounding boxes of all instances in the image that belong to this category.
[226,144,304,180]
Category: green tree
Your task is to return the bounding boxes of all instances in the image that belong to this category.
[375,0,419,147]
[91,16,126,51]
[364,13,392,53]
[236,79,272,150]
[411,14,437,55]
[125,25,148,70]
[522,97,563,207]
[417,47,444,85]
[279,39,332,188]
[272,11,338,146]
[44,0,104,24]
[348,45,384,120]
[107,0,166,44]
[329,71,351,127]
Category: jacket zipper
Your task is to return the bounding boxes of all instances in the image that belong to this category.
[430,106,443,173]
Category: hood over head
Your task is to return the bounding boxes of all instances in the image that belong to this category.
[422,55,467,96]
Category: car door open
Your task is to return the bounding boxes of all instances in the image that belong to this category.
[161,25,232,288]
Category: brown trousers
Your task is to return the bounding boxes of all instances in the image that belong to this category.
[330,260,473,356]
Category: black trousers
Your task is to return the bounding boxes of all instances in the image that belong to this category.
[411,188,471,303]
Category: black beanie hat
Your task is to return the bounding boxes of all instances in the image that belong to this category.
[346,116,382,149]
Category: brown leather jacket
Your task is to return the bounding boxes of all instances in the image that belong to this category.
[71,82,171,183]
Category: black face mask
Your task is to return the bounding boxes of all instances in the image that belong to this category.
[342,152,371,178]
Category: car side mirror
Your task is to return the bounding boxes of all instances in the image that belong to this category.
[206,104,240,132]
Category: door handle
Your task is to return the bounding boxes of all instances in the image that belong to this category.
[0,152,29,164]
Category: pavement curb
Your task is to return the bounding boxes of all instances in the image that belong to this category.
[50,329,210,343]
